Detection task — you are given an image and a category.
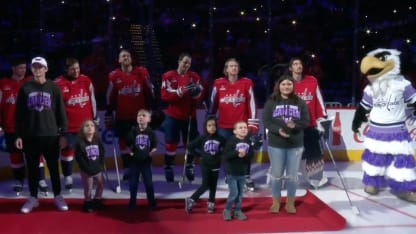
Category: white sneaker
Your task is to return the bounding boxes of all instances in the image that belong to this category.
[21,197,39,214]
[54,195,69,211]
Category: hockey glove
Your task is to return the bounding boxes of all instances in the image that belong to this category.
[250,134,263,150]
[93,117,100,126]
[352,105,368,133]
[315,118,325,133]
[185,82,202,97]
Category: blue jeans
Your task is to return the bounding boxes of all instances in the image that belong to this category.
[225,175,246,210]
[267,146,303,197]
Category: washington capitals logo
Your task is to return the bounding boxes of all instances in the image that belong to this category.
[119,81,141,96]
[5,94,17,104]
[296,89,313,102]
[67,89,90,108]
[220,89,246,107]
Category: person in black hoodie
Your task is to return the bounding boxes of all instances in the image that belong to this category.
[74,119,105,212]
[222,121,262,221]
[15,57,68,214]
[185,116,225,214]
[126,109,157,210]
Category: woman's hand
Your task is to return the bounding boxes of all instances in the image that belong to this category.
[278,128,290,138]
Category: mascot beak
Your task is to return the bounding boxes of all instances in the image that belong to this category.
[360,56,394,83]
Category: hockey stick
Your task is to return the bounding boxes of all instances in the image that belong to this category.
[178,115,193,189]
[102,163,118,193]
[112,137,122,193]
[320,119,360,215]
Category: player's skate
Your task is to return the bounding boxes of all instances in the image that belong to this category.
[38,179,48,197]
[13,181,23,196]
[245,176,255,192]
[309,176,328,190]
[164,166,174,183]
[185,164,194,182]
[64,176,73,192]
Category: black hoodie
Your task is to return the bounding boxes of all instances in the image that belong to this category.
[187,118,225,169]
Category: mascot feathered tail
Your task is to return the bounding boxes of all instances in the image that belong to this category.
[352,48,416,202]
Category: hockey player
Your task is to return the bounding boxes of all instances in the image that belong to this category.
[160,53,203,182]
[54,57,98,191]
[289,57,328,189]
[209,58,259,191]
[0,58,46,196]
[105,49,154,181]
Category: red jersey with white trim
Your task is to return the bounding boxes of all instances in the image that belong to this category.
[107,66,153,120]
[210,77,256,129]
[160,70,203,120]
[0,76,31,133]
[55,74,97,133]
[294,75,326,127]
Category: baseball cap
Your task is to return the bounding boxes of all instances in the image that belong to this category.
[31,57,48,68]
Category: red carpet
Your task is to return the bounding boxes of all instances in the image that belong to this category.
[0,191,345,234]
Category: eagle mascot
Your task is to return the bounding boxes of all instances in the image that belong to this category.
[352,48,416,202]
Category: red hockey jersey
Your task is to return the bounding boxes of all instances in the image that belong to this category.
[106,66,153,120]
[294,75,326,127]
[55,74,97,133]
[0,76,31,133]
[210,77,256,129]
[160,70,203,120]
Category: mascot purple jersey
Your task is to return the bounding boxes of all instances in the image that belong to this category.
[352,48,416,203]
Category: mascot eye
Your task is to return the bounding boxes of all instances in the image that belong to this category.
[374,51,390,62]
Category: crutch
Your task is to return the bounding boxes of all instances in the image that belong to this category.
[112,136,122,193]
[320,119,360,215]
[178,115,193,189]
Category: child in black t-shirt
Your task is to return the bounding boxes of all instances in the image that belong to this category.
[222,121,262,221]
[126,109,157,210]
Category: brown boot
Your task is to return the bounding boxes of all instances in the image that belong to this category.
[364,186,379,195]
[270,197,280,213]
[285,197,296,214]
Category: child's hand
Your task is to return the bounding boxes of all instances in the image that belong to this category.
[238,149,246,158]
[149,148,157,156]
